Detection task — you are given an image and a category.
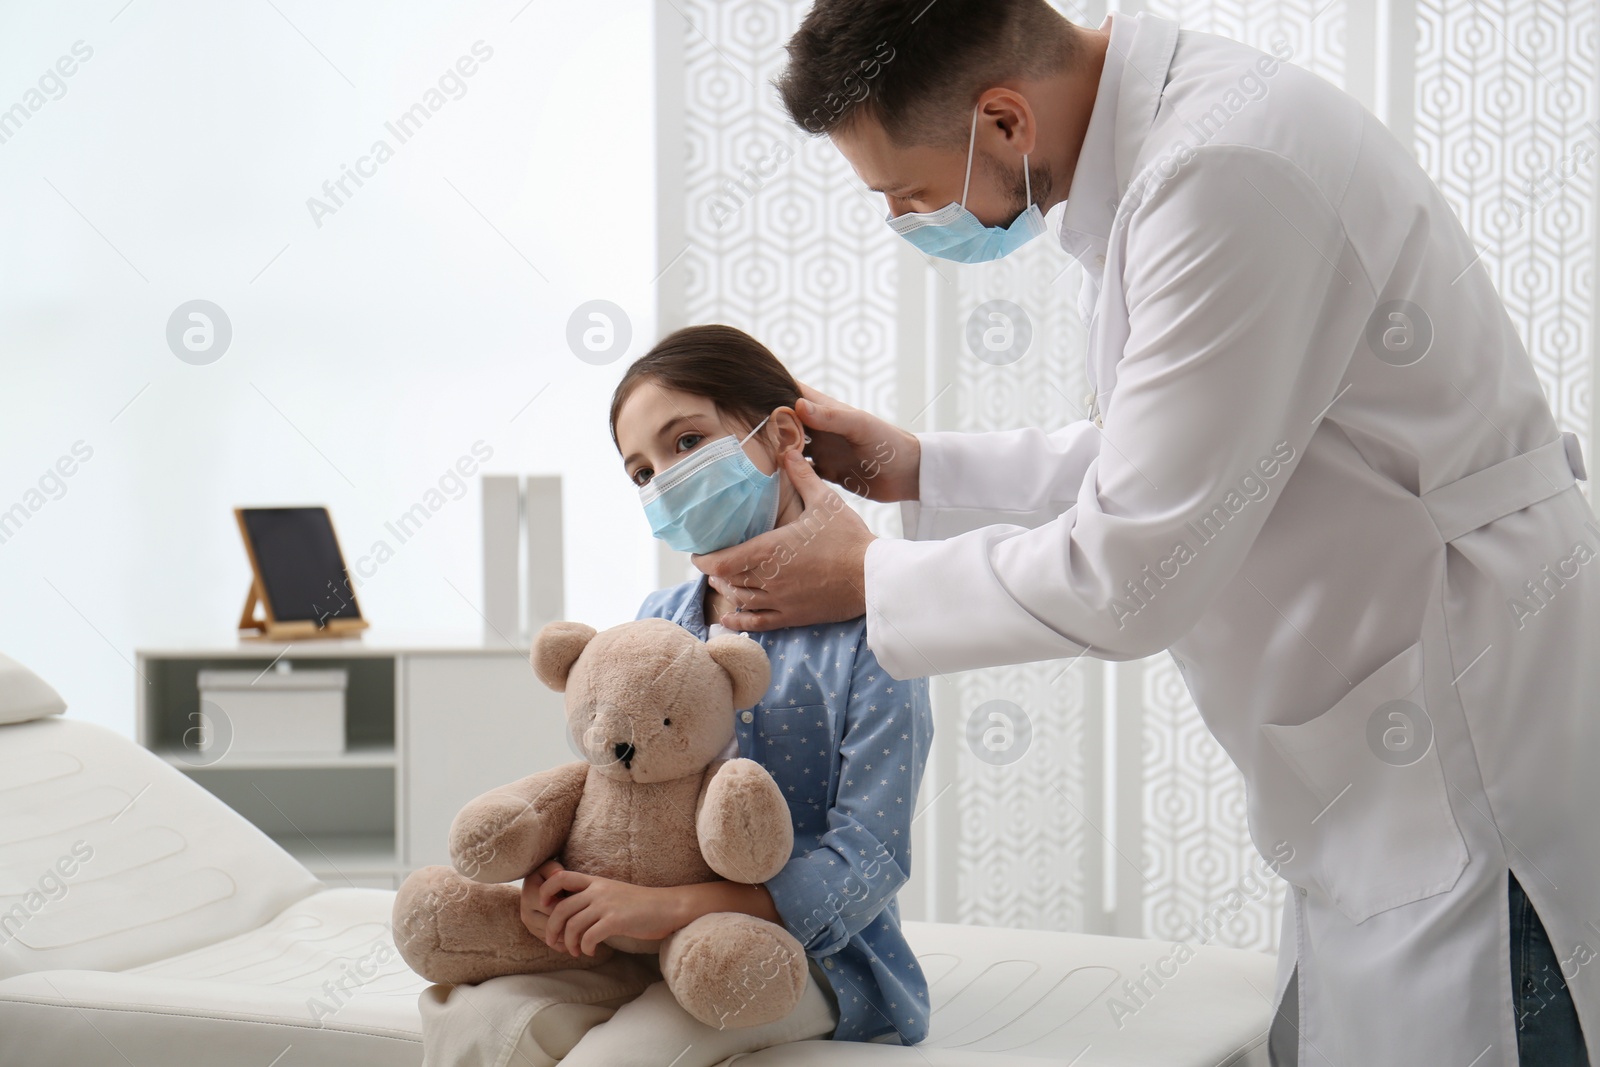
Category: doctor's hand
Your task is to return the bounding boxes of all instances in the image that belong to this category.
[794,383,921,503]
[693,449,874,632]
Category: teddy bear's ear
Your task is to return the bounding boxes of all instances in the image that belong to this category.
[705,634,771,710]
[531,621,598,692]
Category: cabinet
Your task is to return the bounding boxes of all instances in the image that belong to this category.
[136,635,573,888]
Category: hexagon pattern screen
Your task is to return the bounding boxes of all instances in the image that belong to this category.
[655,0,1596,952]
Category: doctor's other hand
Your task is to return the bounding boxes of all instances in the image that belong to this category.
[694,450,873,632]
[795,383,920,503]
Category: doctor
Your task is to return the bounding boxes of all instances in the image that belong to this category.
[694,1,1599,1064]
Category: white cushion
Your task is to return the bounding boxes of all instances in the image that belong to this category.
[0,889,428,1067]
[0,717,320,979]
[738,921,1274,1066]
[0,653,65,726]
[0,717,1273,1066]
[0,895,1273,1067]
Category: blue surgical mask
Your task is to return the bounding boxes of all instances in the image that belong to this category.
[886,106,1046,263]
[640,414,781,554]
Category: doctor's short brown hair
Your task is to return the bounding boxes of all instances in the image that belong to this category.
[776,0,1080,147]
[608,325,803,450]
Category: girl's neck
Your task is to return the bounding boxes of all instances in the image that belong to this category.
[703,580,738,630]
[771,473,802,528]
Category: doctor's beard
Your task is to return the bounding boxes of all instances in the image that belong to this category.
[983,150,1055,227]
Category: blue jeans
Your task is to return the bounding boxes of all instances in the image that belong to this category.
[1510,871,1590,1065]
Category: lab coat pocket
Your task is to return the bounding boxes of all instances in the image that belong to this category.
[1259,642,1468,924]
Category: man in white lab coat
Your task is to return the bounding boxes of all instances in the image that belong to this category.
[694,2,1599,1064]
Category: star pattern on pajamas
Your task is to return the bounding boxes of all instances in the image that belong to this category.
[637,573,935,1045]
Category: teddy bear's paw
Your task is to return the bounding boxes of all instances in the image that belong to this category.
[659,912,807,1030]
[446,764,590,884]
[392,866,613,985]
[697,758,795,884]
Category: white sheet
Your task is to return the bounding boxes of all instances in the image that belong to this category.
[0,717,1275,1066]
[0,717,319,979]
[0,889,1273,1067]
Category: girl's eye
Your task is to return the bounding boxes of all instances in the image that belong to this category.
[675,432,705,453]
[662,717,671,726]
[632,467,653,487]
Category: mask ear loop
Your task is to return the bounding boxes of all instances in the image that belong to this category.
[960,105,980,208]
[738,412,773,446]
[728,410,778,639]
[963,106,1032,214]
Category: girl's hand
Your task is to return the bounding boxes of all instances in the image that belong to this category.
[539,870,684,957]
[519,859,566,938]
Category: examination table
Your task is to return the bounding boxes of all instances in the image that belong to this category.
[0,713,1276,1066]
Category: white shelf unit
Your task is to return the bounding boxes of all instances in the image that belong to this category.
[136,634,573,889]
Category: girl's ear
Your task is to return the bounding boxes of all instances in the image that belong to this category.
[766,405,807,461]
[531,621,598,691]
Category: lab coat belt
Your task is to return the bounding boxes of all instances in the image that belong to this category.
[1420,432,1588,543]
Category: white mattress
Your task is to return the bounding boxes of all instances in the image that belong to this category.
[0,888,425,1067]
[0,717,320,980]
[0,717,1275,1066]
[0,891,1273,1067]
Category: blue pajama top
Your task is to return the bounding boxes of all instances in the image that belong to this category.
[637,573,933,1044]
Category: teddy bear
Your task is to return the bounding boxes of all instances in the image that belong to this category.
[392,616,811,1030]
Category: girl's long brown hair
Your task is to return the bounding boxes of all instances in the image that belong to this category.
[609,325,803,450]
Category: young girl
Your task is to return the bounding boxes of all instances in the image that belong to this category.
[520,324,935,1065]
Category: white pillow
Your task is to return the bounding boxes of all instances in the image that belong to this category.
[0,652,67,725]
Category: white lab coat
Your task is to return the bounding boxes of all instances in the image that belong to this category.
[863,12,1599,1066]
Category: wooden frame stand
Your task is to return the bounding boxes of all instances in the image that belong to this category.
[237,577,366,640]
[235,506,370,641]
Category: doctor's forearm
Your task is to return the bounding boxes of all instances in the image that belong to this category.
[908,424,1100,517]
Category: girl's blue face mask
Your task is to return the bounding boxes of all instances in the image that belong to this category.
[885,106,1046,263]
[639,414,781,555]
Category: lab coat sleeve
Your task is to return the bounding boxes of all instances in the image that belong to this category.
[763,640,932,956]
[865,145,1358,681]
[897,421,1103,540]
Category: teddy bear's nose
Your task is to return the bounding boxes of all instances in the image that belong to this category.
[612,741,636,765]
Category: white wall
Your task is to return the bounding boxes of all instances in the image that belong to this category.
[0,0,661,737]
